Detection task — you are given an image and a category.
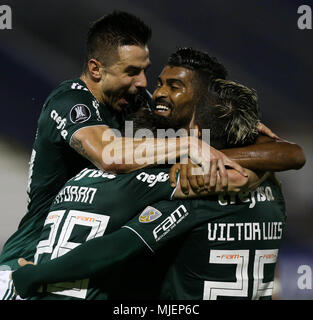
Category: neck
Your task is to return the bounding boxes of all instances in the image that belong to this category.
[80,73,105,104]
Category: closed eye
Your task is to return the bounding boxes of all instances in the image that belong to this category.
[125,67,141,76]
[125,63,151,77]
[167,79,184,90]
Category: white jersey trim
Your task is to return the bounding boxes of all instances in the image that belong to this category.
[69,124,110,146]
[170,172,180,200]
[122,226,154,253]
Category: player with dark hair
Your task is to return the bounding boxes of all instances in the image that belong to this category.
[80,11,152,113]
[12,63,299,300]
[168,47,228,88]
[0,14,252,282]
[157,80,280,300]
[83,11,151,70]
[162,48,305,192]
[11,78,263,300]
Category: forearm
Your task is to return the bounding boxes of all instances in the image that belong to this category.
[222,139,306,171]
[104,136,190,173]
[12,230,145,298]
[72,126,193,174]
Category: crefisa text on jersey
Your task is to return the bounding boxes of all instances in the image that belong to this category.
[218,185,275,209]
[112,303,200,318]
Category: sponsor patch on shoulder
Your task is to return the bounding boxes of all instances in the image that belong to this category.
[139,206,162,223]
[70,104,91,123]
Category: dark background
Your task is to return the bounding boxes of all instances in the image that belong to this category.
[0,0,312,299]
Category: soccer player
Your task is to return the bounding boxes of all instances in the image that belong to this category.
[0,13,248,274]
[11,81,264,300]
[158,80,287,299]
[12,53,303,299]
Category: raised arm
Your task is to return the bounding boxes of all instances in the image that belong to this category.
[70,125,246,175]
[170,135,306,194]
[222,135,306,172]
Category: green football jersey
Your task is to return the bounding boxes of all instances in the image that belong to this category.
[0,78,120,267]
[123,178,286,300]
[31,166,174,300]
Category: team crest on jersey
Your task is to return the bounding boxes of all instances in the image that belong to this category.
[70,104,91,123]
[139,206,162,223]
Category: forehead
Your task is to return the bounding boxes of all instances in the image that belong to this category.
[159,66,195,85]
[117,45,150,68]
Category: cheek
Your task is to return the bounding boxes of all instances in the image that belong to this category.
[172,103,194,122]
[120,77,133,87]
[106,75,132,91]
[173,92,184,100]
[174,96,194,114]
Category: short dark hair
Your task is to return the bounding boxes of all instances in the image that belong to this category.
[168,47,228,82]
[84,11,151,70]
[166,47,228,107]
[195,79,260,149]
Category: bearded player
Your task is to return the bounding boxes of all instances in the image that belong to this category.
[12,49,304,300]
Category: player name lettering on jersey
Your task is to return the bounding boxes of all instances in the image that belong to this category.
[54,185,97,205]
[136,171,169,187]
[218,185,275,208]
[50,109,68,139]
[73,168,116,181]
[207,221,283,242]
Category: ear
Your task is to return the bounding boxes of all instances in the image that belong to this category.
[87,59,103,81]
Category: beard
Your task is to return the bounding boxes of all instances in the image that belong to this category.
[114,88,152,121]
[122,107,187,138]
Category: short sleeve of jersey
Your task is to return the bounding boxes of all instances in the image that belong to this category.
[44,84,114,145]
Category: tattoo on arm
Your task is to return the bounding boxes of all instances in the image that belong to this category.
[70,136,91,161]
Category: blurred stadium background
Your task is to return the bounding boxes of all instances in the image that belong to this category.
[0,0,312,299]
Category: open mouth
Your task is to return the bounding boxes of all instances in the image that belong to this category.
[115,93,132,111]
[154,102,172,117]
[117,97,129,106]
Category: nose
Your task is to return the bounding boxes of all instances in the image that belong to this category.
[134,71,147,89]
[153,84,168,100]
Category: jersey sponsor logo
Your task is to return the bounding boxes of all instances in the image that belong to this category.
[72,168,116,181]
[71,82,89,91]
[50,109,68,139]
[70,104,91,124]
[139,206,162,223]
[136,171,169,187]
[153,205,189,241]
[218,186,275,209]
